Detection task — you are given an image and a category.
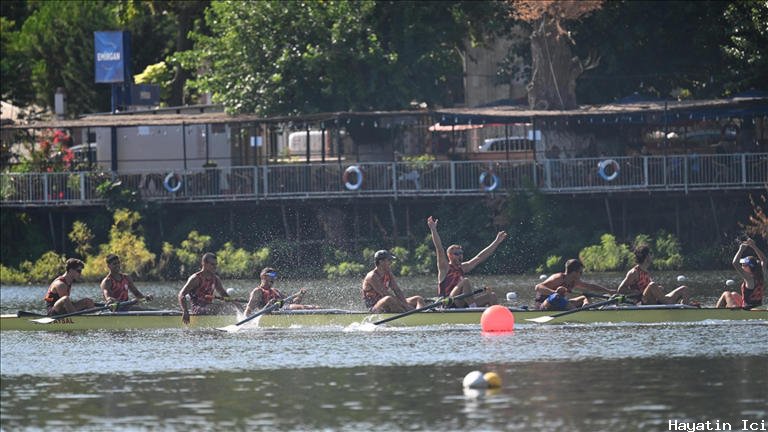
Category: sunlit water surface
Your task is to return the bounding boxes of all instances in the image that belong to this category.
[2,273,766,431]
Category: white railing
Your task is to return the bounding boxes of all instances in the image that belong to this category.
[1,153,766,206]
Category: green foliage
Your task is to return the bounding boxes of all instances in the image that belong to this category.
[180,1,498,115]
[96,179,142,212]
[536,255,563,274]
[22,251,65,284]
[631,231,684,271]
[215,242,270,279]
[176,230,212,272]
[0,264,28,285]
[68,220,93,258]
[579,234,631,272]
[323,261,366,279]
[80,209,155,281]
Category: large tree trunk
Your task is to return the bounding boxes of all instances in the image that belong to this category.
[527,17,580,110]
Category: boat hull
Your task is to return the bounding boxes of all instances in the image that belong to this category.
[2,305,766,331]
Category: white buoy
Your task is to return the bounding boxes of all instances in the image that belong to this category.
[725,279,735,287]
[677,275,687,282]
[462,371,488,389]
[226,288,235,296]
[506,292,518,301]
[539,274,548,281]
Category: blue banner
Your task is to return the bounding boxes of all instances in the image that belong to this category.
[94,31,127,83]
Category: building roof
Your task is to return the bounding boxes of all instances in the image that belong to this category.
[2,96,765,130]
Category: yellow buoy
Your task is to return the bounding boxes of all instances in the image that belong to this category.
[483,372,502,389]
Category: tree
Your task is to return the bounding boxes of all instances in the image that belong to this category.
[180,1,497,116]
[722,1,768,94]
[508,0,603,110]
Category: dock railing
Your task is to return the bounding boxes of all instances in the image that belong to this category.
[1,153,766,207]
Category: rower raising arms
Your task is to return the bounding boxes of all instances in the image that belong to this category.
[427,216,504,307]
[244,267,318,316]
[617,245,692,305]
[100,254,152,311]
[716,238,765,309]
[44,258,95,316]
[362,250,425,313]
[178,253,229,324]
[534,259,611,310]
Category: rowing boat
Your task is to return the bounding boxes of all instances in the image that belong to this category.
[1,305,766,331]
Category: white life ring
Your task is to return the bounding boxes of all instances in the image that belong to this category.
[479,171,499,192]
[163,172,183,193]
[598,159,620,181]
[343,165,363,191]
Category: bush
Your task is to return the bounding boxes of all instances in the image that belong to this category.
[24,251,65,283]
[0,264,29,284]
[579,234,631,271]
[324,261,366,278]
[536,255,563,274]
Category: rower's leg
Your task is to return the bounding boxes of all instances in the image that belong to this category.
[407,296,426,309]
[665,285,689,304]
[642,282,666,304]
[450,279,476,307]
[73,298,95,311]
[473,289,498,307]
[54,296,76,314]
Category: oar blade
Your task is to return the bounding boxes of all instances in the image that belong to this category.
[31,317,57,324]
[524,316,555,324]
[215,324,241,333]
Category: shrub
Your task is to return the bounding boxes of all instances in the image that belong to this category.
[25,251,65,283]
[0,264,29,284]
[579,234,631,271]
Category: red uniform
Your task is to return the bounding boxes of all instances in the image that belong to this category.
[438,264,464,297]
[43,276,70,315]
[254,286,282,309]
[106,273,130,302]
[741,277,764,309]
[363,272,391,310]
[189,272,217,314]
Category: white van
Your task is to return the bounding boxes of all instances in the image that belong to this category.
[478,130,541,152]
[288,130,331,156]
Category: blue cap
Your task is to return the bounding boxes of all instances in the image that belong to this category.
[739,257,758,267]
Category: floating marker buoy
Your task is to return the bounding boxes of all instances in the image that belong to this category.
[725,279,735,287]
[539,274,548,280]
[483,372,502,389]
[226,288,235,296]
[505,292,518,301]
[677,275,687,282]
[480,305,515,333]
[463,371,487,389]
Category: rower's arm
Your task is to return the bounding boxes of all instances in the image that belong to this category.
[178,276,198,314]
[463,231,507,273]
[747,239,768,274]
[100,278,115,303]
[616,270,636,294]
[576,280,613,294]
[244,289,263,316]
[126,275,151,300]
[427,217,449,280]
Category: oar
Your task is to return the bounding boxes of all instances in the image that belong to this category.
[216,292,301,333]
[214,296,248,303]
[373,288,484,325]
[525,296,622,324]
[31,299,140,324]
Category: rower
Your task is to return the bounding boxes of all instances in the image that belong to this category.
[44,258,95,316]
[178,253,231,325]
[101,254,153,311]
[427,216,502,307]
[244,267,319,316]
[362,250,425,313]
[617,245,696,305]
[534,259,611,310]
[716,238,765,309]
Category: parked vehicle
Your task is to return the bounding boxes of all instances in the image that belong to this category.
[478,131,541,152]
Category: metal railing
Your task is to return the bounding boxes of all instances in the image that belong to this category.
[1,153,766,207]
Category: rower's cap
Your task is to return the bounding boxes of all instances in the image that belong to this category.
[374,249,397,262]
[739,256,758,267]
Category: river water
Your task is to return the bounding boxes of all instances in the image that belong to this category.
[1,272,766,431]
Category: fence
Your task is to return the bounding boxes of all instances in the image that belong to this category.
[1,153,766,207]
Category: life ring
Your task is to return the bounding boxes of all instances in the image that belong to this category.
[343,165,363,191]
[163,172,183,193]
[479,171,499,192]
[598,159,620,181]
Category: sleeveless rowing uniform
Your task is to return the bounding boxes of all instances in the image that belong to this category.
[189,272,217,314]
[438,264,464,297]
[105,273,134,311]
[363,271,391,311]
[741,277,764,309]
[627,266,653,304]
[254,286,282,309]
[44,276,71,315]
[534,273,576,309]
